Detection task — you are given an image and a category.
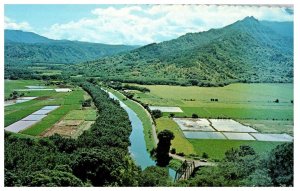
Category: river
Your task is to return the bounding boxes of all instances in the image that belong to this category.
[105,90,176,179]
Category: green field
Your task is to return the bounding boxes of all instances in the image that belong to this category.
[189,139,283,160]
[132,83,294,120]
[4,80,88,136]
[5,80,45,98]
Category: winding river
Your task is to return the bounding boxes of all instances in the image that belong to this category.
[105,90,176,179]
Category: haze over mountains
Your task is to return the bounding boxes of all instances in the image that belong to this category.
[4,30,139,64]
[5,16,293,85]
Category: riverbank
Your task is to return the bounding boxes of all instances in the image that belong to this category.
[103,87,156,152]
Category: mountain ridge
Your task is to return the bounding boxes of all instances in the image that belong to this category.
[4,30,139,64]
[68,16,293,86]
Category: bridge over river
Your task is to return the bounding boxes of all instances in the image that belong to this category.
[169,153,216,181]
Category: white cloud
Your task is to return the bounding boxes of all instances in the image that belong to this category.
[42,5,293,45]
[4,16,33,31]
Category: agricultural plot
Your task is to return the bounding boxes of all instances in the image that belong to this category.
[223,132,256,140]
[4,80,88,136]
[148,106,183,112]
[251,133,293,142]
[173,118,215,131]
[237,119,293,135]
[132,83,293,121]
[4,97,37,106]
[183,132,226,139]
[5,121,38,133]
[5,105,59,133]
[209,119,257,132]
[172,117,292,142]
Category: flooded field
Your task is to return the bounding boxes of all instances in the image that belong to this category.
[173,118,293,142]
[5,105,60,133]
[148,106,183,112]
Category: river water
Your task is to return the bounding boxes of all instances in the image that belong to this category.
[105,90,176,179]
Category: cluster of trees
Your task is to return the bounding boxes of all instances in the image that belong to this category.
[6,91,24,100]
[123,84,150,93]
[177,143,293,187]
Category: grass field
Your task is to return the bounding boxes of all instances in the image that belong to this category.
[237,119,293,136]
[105,88,156,152]
[189,139,283,160]
[5,80,45,98]
[132,83,294,120]
[156,117,196,155]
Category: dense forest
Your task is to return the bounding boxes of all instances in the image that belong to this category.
[65,17,293,86]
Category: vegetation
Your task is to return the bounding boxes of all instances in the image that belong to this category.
[5,29,138,65]
[133,83,293,121]
[155,130,175,167]
[66,17,293,86]
[189,139,282,160]
[176,143,293,186]
[152,109,163,119]
[139,166,171,186]
[104,88,156,151]
[5,82,144,186]
[156,117,196,155]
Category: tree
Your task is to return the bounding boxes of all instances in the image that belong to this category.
[267,143,293,186]
[139,166,170,186]
[156,130,175,166]
[26,169,84,186]
[169,113,175,118]
[192,113,199,118]
[242,169,273,187]
[82,99,92,107]
[152,109,162,119]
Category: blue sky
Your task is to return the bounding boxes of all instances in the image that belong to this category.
[5,4,294,45]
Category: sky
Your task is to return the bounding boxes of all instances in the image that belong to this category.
[4,4,294,45]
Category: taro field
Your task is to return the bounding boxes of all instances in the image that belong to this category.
[129,83,294,160]
[4,80,96,138]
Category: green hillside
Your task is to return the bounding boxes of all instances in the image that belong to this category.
[4,30,139,64]
[68,16,293,86]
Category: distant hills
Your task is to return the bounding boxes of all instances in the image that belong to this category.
[5,17,293,85]
[4,30,139,64]
[70,16,293,85]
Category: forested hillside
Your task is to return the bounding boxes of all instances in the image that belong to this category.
[4,30,138,64]
[68,16,293,86]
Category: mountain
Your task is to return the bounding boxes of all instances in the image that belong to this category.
[5,30,54,43]
[4,30,139,64]
[70,16,293,86]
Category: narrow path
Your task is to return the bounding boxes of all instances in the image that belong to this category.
[169,153,216,167]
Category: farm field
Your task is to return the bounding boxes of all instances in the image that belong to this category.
[127,83,294,160]
[237,119,293,135]
[132,83,294,120]
[5,80,46,98]
[189,139,283,160]
[4,80,96,137]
